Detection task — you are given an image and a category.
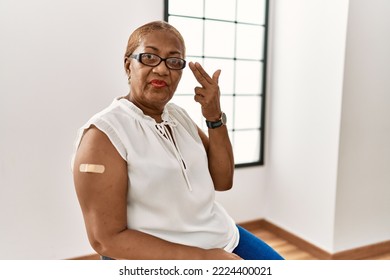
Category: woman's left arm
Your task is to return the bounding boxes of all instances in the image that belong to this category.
[189,62,234,191]
[198,126,234,191]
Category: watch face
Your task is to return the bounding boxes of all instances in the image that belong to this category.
[221,112,227,125]
[205,112,227,129]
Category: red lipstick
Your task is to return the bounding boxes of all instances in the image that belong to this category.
[150,79,167,88]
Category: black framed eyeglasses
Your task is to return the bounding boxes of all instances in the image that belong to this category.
[129,53,186,70]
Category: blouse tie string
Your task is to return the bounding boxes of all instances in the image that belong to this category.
[155,118,193,192]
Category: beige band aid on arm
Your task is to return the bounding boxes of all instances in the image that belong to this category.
[79,164,105,174]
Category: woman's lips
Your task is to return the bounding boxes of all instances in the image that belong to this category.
[150,79,167,88]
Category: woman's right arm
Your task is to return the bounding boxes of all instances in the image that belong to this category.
[73,126,241,260]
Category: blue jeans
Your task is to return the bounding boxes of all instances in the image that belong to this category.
[233,225,284,260]
[101,225,284,260]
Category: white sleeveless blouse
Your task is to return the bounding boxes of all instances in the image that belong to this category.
[73,97,239,252]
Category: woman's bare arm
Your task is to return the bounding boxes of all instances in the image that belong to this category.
[198,127,234,191]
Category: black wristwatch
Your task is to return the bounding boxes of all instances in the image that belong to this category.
[205,112,227,129]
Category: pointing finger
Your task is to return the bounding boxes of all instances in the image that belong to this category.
[189,62,214,85]
[212,69,221,84]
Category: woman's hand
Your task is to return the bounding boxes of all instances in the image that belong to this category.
[189,62,222,121]
[190,62,234,191]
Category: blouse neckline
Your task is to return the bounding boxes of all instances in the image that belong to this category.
[116,97,173,125]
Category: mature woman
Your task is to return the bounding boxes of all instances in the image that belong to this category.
[72,20,283,260]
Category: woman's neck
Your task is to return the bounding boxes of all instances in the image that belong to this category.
[126,94,164,123]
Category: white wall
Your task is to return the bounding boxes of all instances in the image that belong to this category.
[265,0,349,252]
[266,0,390,253]
[0,0,265,259]
[216,166,266,223]
[334,0,390,252]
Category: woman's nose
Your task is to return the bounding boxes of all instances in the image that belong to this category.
[152,61,170,75]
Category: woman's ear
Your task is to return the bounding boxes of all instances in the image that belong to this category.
[124,57,131,84]
[124,57,131,76]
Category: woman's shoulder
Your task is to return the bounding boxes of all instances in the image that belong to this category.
[91,98,126,119]
[75,98,130,162]
[86,97,142,129]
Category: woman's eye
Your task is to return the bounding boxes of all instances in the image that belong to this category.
[142,54,157,62]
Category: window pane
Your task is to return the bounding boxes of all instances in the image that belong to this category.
[204,20,235,58]
[175,57,201,94]
[205,0,235,21]
[237,0,266,24]
[168,0,204,18]
[236,24,264,60]
[203,58,235,95]
[234,130,261,164]
[235,60,262,94]
[185,55,203,65]
[234,96,261,129]
[168,16,203,56]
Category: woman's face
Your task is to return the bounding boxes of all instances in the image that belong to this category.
[127,30,185,112]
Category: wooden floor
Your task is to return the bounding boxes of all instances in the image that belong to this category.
[252,227,390,260]
[252,227,317,260]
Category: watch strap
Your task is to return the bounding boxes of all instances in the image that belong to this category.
[205,119,223,129]
[205,112,226,129]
